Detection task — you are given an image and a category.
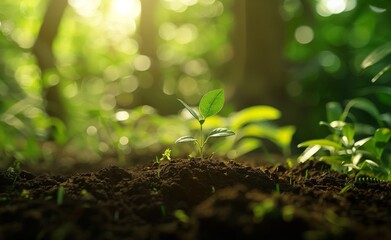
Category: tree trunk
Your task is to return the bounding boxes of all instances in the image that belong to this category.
[228,0,287,111]
[32,0,68,124]
[130,0,180,114]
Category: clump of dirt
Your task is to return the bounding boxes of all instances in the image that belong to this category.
[0,158,390,239]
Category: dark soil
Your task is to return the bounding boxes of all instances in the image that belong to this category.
[0,158,390,240]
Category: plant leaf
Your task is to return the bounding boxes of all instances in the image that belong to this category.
[178,98,199,121]
[208,128,235,138]
[342,123,355,146]
[175,136,197,144]
[297,145,321,162]
[199,89,224,119]
[344,98,381,123]
[231,105,281,130]
[232,139,262,158]
[361,42,391,69]
[326,102,343,123]
[372,128,391,159]
[298,139,342,149]
[371,64,391,83]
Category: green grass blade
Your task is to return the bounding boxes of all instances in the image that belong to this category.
[361,42,391,69]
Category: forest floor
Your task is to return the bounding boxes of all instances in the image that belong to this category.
[0,158,390,240]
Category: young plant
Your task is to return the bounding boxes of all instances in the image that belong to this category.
[153,148,171,178]
[175,89,235,160]
[298,99,391,181]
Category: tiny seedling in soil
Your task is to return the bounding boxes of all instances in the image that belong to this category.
[176,89,235,159]
[154,148,172,178]
[57,186,65,206]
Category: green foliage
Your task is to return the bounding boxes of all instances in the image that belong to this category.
[298,99,391,181]
[176,89,235,159]
[361,42,391,83]
[212,106,295,159]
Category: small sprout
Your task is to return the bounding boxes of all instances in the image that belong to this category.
[211,185,216,193]
[275,183,280,194]
[339,183,355,194]
[252,199,275,221]
[57,186,65,206]
[21,189,30,199]
[160,204,167,218]
[161,148,171,161]
[153,148,172,178]
[174,209,190,223]
[305,169,309,179]
[282,205,295,222]
[176,89,235,159]
[80,189,94,200]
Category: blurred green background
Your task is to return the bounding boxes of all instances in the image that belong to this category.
[0,0,390,169]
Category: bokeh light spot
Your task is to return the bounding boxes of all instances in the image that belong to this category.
[69,0,101,17]
[178,76,198,96]
[318,51,341,73]
[159,22,177,41]
[175,24,198,44]
[110,0,141,18]
[295,25,314,44]
[86,126,98,136]
[64,83,78,98]
[120,76,139,93]
[115,110,130,121]
[134,55,151,71]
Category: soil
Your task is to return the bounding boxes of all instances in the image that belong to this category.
[0,158,390,240]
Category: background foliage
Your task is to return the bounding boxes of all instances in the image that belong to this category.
[0,0,390,168]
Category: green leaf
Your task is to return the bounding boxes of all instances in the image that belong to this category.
[175,136,197,144]
[361,42,391,69]
[207,128,235,138]
[298,139,342,149]
[320,156,349,171]
[343,98,381,123]
[326,102,343,123]
[233,139,262,158]
[354,137,372,148]
[372,128,391,159]
[199,89,224,119]
[178,98,199,121]
[342,124,355,146]
[297,145,321,162]
[371,64,391,83]
[231,106,281,130]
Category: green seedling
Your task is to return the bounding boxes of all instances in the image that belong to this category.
[21,189,30,199]
[176,89,235,159]
[153,148,172,178]
[160,204,167,218]
[174,209,190,223]
[57,186,65,206]
[275,183,280,194]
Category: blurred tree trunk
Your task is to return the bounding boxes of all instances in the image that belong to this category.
[131,0,180,114]
[32,0,68,124]
[228,0,288,111]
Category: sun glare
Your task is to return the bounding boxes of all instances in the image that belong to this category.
[110,0,141,18]
[316,0,356,16]
[69,0,141,19]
